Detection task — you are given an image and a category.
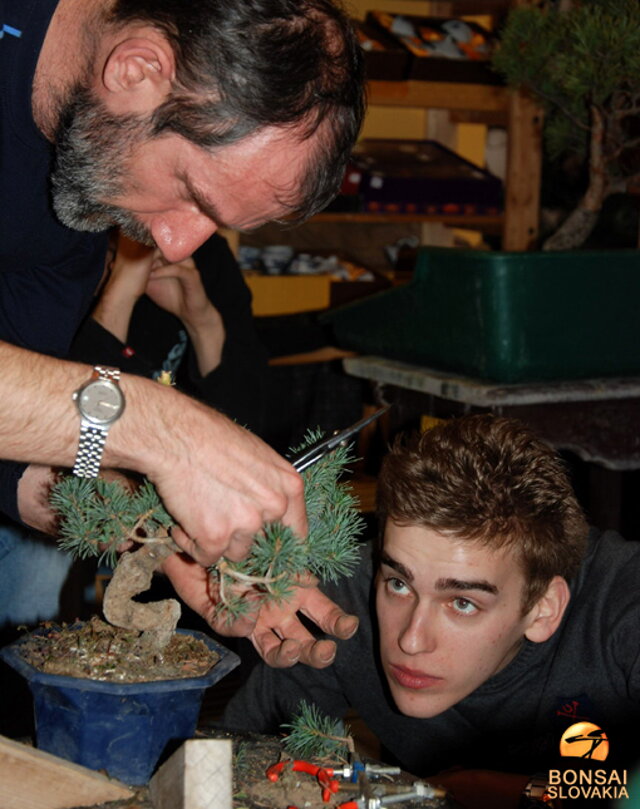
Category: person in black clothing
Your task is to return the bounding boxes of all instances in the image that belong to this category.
[70,232,268,435]
[223,415,640,806]
[0,231,265,625]
[0,231,269,627]
[0,0,365,665]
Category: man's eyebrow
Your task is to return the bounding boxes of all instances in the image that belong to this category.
[379,552,413,582]
[183,179,228,226]
[183,176,279,233]
[435,578,499,596]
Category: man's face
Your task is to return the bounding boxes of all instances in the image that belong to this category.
[376,521,538,719]
[51,87,315,262]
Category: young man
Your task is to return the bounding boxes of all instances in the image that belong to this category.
[0,0,364,666]
[222,414,640,783]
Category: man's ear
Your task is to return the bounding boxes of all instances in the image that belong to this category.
[524,576,570,644]
[99,32,175,115]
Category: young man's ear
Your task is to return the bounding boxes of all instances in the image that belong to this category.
[524,576,570,643]
[98,31,175,115]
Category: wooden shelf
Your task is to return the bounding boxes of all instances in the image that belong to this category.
[349,73,541,249]
[368,79,508,113]
[312,211,504,234]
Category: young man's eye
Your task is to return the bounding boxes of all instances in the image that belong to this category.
[451,597,479,616]
[385,577,410,596]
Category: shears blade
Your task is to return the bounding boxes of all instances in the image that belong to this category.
[290,405,390,473]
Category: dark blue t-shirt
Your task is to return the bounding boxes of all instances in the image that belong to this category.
[0,0,106,520]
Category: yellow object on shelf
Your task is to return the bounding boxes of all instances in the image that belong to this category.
[245,274,331,316]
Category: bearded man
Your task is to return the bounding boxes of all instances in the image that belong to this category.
[0,0,365,666]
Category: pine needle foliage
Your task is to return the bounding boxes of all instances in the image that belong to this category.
[50,430,364,617]
[492,0,640,163]
[281,699,351,761]
[50,477,172,567]
[213,430,365,620]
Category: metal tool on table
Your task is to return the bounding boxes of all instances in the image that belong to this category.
[289,405,390,473]
[331,754,400,783]
[337,779,448,809]
[336,751,447,809]
[265,750,446,808]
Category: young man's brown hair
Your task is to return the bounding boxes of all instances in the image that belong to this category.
[377,414,588,612]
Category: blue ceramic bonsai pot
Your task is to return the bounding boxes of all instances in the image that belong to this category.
[0,627,240,785]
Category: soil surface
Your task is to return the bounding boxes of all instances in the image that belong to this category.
[15,616,218,682]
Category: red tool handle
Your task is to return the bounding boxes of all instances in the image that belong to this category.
[266,760,290,781]
[292,760,321,776]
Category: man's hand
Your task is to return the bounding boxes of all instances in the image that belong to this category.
[132,388,308,567]
[145,255,226,377]
[246,572,359,668]
[161,553,358,668]
[92,237,157,342]
[145,254,213,329]
[17,463,60,535]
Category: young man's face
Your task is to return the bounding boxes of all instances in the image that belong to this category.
[376,520,540,719]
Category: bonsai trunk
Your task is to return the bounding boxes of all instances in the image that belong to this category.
[543,105,608,250]
[102,534,181,652]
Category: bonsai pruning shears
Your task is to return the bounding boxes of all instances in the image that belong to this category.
[289,405,390,473]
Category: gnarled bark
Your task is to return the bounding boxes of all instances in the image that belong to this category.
[102,537,180,651]
[544,105,608,250]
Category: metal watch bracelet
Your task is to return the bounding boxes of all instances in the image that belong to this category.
[72,425,109,478]
[72,366,124,479]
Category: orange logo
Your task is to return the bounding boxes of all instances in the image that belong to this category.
[560,722,609,760]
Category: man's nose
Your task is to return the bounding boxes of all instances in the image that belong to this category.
[398,605,437,655]
[151,213,219,263]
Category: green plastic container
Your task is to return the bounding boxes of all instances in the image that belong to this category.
[322,247,640,383]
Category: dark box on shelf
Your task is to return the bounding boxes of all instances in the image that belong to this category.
[349,138,503,216]
[355,19,410,80]
[366,10,501,85]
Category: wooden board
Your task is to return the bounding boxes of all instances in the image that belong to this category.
[0,735,133,809]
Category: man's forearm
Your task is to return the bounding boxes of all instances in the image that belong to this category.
[1,339,307,567]
[0,342,100,466]
[0,341,159,473]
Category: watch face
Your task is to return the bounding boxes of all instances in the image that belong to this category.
[79,380,124,426]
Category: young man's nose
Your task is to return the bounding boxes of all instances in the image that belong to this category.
[151,213,219,263]
[398,605,437,655]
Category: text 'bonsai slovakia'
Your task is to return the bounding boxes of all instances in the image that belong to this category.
[493,0,640,250]
[50,431,364,652]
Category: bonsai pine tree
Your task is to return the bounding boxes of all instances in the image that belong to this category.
[492,0,640,249]
[50,432,364,651]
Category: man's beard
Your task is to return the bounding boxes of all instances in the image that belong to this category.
[51,85,155,246]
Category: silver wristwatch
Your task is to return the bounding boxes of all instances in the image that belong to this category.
[72,366,125,478]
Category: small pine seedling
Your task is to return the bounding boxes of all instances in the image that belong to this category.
[281,699,353,762]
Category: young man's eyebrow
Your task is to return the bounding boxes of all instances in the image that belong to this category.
[379,554,499,596]
[379,552,413,582]
[435,578,499,596]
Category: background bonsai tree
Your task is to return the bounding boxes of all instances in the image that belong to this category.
[50,433,364,653]
[492,0,640,250]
